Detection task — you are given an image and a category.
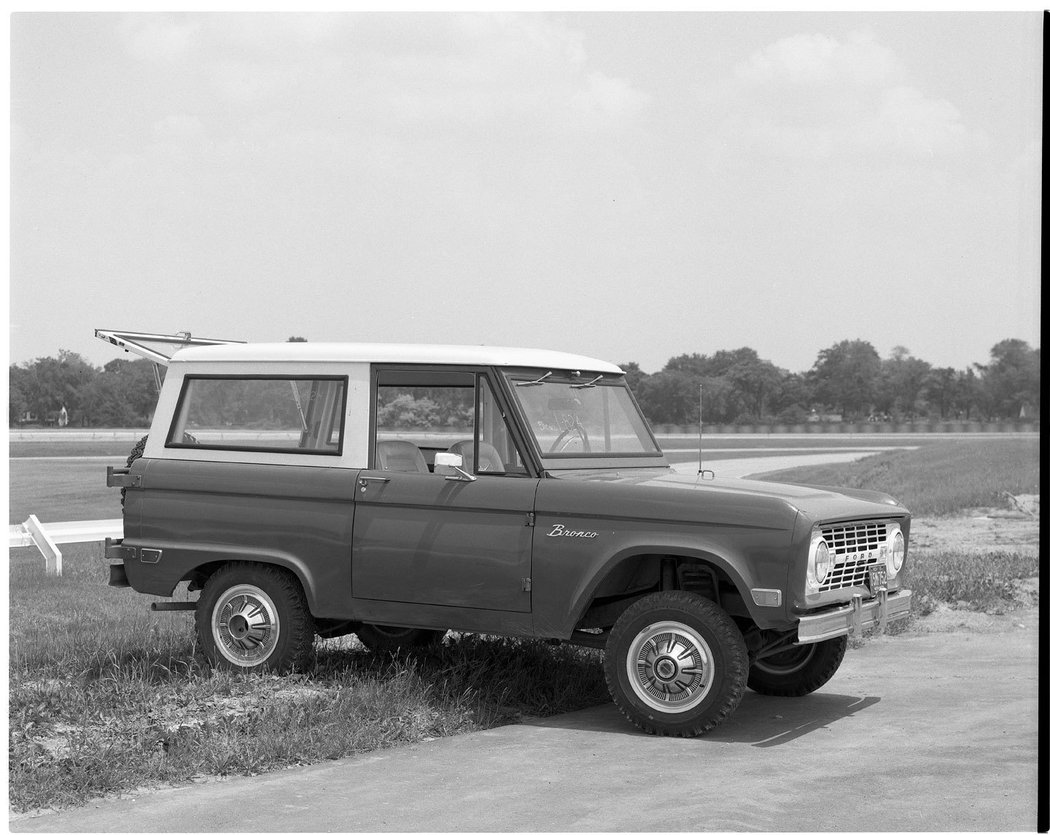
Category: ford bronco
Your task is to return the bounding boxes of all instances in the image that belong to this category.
[103,335,912,737]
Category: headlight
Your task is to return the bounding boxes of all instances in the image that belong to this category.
[807,533,835,593]
[890,528,906,574]
[814,539,833,584]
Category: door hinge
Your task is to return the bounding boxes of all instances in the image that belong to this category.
[525,512,535,527]
[522,577,532,592]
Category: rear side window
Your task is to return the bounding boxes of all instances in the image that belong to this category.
[168,376,347,454]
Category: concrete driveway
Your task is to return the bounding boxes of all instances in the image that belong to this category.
[11,608,1039,833]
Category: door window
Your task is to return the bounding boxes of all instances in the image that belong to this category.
[373,370,528,475]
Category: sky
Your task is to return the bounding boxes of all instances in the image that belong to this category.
[7,11,1043,376]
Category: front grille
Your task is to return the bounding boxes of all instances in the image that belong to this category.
[819,521,888,592]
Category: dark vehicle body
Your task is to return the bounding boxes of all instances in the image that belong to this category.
[106,341,911,736]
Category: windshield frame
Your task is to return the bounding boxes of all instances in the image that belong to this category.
[500,368,667,470]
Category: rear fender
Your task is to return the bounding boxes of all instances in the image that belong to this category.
[120,542,329,617]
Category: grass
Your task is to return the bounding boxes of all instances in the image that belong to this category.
[9,440,145,459]
[756,437,1039,515]
[9,437,1040,813]
[8,547,608,813]
[901,550,1039,618]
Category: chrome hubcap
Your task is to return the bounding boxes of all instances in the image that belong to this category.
[212,584,279,666]
[626,621,714,713]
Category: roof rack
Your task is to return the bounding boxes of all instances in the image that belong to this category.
[95,328,246,390]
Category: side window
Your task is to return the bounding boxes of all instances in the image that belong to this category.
[168,376,347,454]
[373,370,528,475]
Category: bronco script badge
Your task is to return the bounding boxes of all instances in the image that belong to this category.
[547,524,599,539]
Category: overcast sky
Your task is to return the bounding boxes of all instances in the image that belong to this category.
[8,12,1042,375]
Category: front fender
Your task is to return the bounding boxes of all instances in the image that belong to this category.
[531,519,801,638]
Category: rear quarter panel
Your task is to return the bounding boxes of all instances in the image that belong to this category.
[122,459,359,617]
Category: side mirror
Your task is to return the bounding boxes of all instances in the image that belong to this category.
[434,452,476,482]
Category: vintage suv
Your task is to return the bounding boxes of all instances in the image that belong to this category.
[104,337,912,737]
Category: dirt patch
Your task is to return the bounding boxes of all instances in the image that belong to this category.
[909,494,1040,556]
[905,494,1039,634]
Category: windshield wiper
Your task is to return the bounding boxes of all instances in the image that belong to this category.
[571,374,603,389]
[516,371,552,387]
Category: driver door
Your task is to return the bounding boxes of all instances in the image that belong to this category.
[351,369,537,613]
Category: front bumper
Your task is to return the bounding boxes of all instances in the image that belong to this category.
[796,588,912,643]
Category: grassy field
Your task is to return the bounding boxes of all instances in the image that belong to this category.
[756,436,1040,515]
[8,437,1040,812]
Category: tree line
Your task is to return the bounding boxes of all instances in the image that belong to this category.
[8,338,1040,428]
[622,339,1039,425]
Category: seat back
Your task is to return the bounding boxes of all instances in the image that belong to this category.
[447,440,504,473]
[375,440,429,473]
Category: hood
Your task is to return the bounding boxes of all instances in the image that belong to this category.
[547,467,909,525]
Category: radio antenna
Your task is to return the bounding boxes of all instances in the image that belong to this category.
[697,384,703,475]
[698,383,714,479]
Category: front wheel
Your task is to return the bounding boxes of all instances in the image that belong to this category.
[196,564,315,672]
[747,636,847,697]
[603,591,748,737]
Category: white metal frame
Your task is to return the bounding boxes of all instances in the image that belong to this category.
[8,516,123,576]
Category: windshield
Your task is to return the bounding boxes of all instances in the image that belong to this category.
[506,372,660,458]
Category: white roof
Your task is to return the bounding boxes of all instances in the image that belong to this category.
[168,342,623,373]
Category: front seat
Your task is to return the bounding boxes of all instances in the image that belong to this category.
[447,440,504,473]
[375,440,429,473]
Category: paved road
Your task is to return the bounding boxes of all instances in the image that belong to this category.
[11,610,1040,833]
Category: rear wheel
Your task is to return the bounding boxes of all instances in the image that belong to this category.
[603,591,748,737]
[196,564,315,672]
[747,636,847,696]
[355,624,446,654]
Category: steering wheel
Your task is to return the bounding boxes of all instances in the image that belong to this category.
[550,425,591,453]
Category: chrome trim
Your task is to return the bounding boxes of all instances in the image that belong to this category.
[797,590,912,643]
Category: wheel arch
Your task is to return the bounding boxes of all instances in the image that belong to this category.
[567,544,764,633]
[140,546,322,615]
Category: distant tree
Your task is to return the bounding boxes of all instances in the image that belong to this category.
[657,348,787,423]
[103,359,159,424]
[957,367,984,420]
[9,366,30,425]
[877,346,932,419]
[79,373,137,427]
[977,339,1040,419]
[723,350,783,420]
[922,367,960,420]
[810,340,882,420]
[637,370,699,424]
[16,350,98,425]
[619,361,648,391]
[768,372,813,419]
[774,403,810,425]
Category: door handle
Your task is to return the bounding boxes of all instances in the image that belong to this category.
[358,475,391,493]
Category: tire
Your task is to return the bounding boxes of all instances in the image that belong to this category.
[196,563,315,673]
[747,636,847,697]
[355,624,446,654]
[603,591,749,737]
